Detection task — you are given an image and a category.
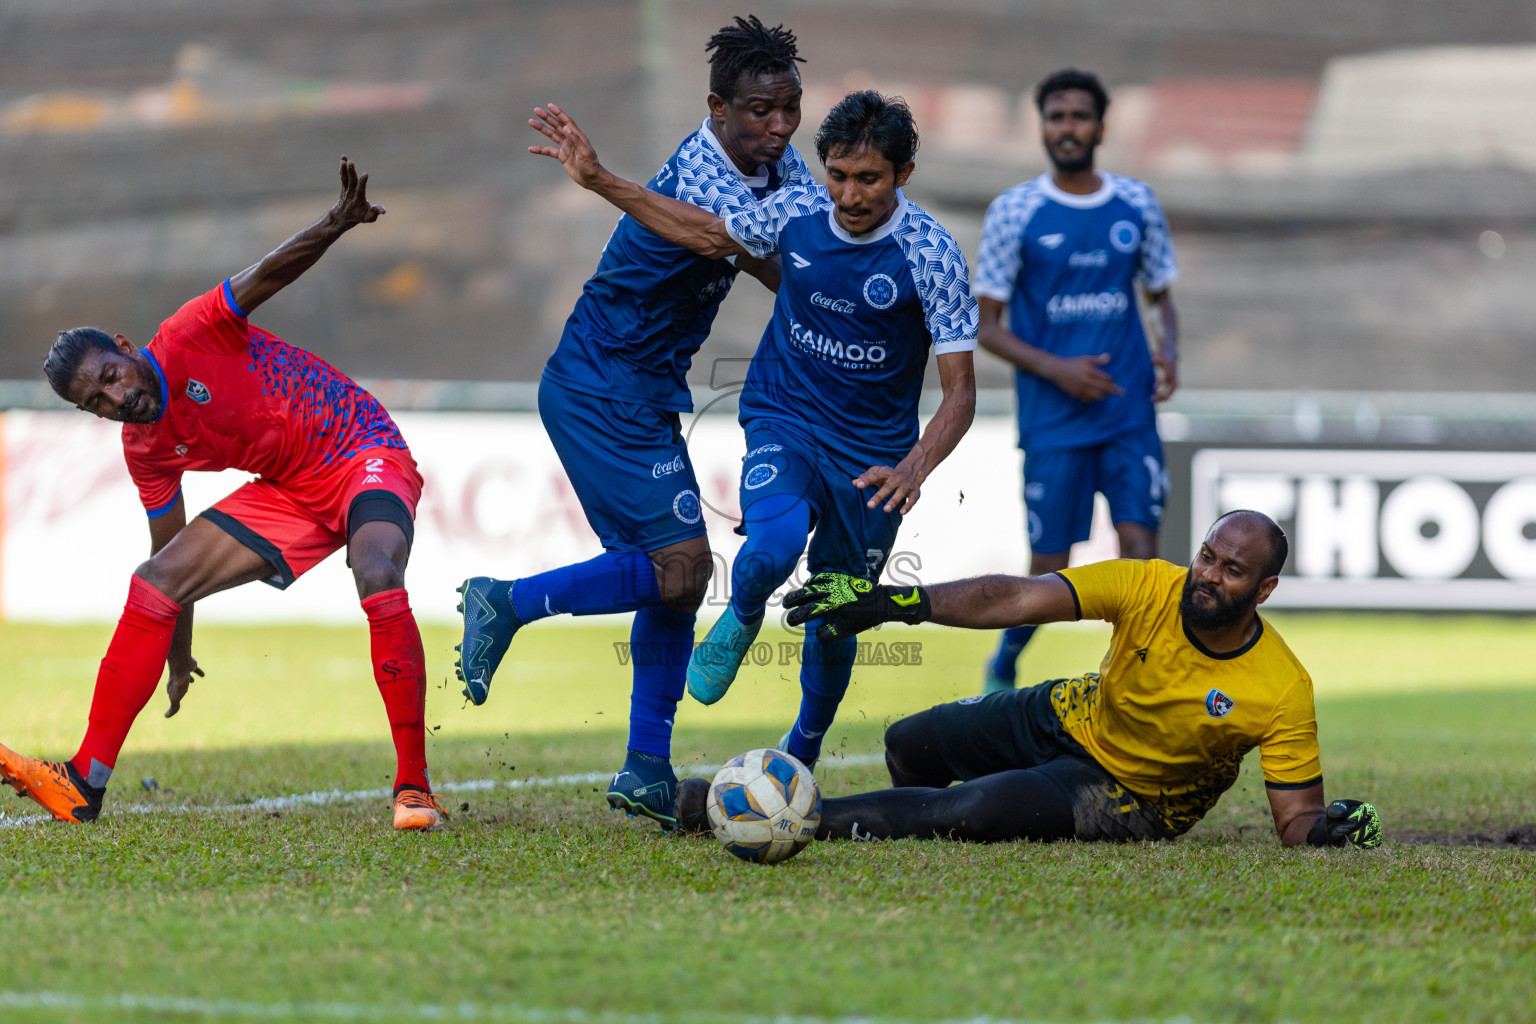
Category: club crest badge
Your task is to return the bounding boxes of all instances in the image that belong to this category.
[862,273,897,310]
[186,379,211,404]
[672,489,702,525]
[743,463,779,490]
[1205,689,1235,718]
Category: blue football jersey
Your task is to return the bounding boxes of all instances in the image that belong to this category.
[724,187,978,471]
[973,173,1178,451]
[542,119,813,412]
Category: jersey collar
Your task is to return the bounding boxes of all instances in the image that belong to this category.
[826,189,909,245]
[699,118,771,189]
[141,348,170,424]
[1182,615,1265,661]
[1036,172,1115,209]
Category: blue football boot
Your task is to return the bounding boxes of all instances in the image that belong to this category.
[454,577,523,705]
[605,751,678,829]
[685,607,762,706]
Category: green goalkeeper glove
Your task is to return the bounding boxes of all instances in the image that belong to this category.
[1306,798,1382,849]
[783,572,931,642]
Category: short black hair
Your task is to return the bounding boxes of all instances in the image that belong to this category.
[814,90,919,170]
[1215,510,1289,579]
[1035,68,1109,120]
[43,327,117,399]
[706,15,803,102]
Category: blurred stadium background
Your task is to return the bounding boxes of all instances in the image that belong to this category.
[3,0,1536,622]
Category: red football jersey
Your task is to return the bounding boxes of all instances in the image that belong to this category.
[122,280,408,517]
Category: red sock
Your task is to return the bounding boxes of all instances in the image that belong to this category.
[71,575,182,788]
[361,588,430,793]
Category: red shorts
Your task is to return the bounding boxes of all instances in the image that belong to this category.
[202,447,423,589]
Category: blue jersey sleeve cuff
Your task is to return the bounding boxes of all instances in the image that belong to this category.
[145,489,183,519]
[222,279,249,320]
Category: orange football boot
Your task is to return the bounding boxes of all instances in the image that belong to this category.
[392,787,448,831]
[0,743,103,823]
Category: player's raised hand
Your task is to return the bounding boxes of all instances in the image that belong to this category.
[164,656,204,719]
[855,464,922,514]
[528,104,608,191]
[331,156,386,228]
[1051,352,1123,403]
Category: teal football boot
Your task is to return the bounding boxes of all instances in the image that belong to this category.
[685,607,762,705]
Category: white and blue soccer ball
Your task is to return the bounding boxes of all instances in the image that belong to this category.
[706,748,821,864]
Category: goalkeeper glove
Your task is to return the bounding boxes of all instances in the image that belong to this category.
[783,572,931,642]
[1306,798,1382,849]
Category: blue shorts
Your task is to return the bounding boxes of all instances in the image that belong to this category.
[739,421,902,578]
[539,376,706,553]
[1022,425,1166,555]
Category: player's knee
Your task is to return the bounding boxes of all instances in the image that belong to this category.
[884,711,951,788]
[1115,523,1157,560]
[654,551,712,608]
[352,559,404,598]
[133,558,194,606]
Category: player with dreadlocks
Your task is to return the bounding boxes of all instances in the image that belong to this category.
[455,16,812,829]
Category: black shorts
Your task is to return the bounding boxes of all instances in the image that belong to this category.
[925,681,1177,842]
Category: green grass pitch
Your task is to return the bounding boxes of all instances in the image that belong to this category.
[1,614,1532,1024]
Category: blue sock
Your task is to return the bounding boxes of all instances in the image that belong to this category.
[626,604,694,759]
[787,626,856,763]
[989,625,1038,682]
[729,493,812,625]
[511,550,661,623]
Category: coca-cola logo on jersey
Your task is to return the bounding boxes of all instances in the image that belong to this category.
[809,291,857,315]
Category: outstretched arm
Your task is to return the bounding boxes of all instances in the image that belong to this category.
[528,103,746,260]
[786,571,1080,641]
[227,157,386,316]
[854,351,976,514]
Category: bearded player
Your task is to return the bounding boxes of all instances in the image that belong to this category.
[747,511,1382,850]
[0,158,445,831]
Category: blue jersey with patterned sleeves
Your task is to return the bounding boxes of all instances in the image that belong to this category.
[973,173,1178,450]
[542,118,813,412]
[724,186,978,471]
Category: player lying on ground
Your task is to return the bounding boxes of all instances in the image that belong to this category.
[528,91,977,773]
[0,158,446,830]
[750,511,1379,847]
[455,17,811,830]
[974,69,1181,695]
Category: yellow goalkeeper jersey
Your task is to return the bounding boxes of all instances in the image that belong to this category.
[1052,558,1322,834]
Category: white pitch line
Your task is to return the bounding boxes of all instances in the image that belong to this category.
[0,753,886,830]
[0,990,1185,1024]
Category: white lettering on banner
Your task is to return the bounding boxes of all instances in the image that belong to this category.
[1046,291,1129,323]
[1482,478,1536,580]
[1297,476,1378,579]
[1189,449,1536,610]
[0,412,1060,624]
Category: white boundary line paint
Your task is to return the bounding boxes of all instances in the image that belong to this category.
[0,753,886,830]
[0,990,1188,1023]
